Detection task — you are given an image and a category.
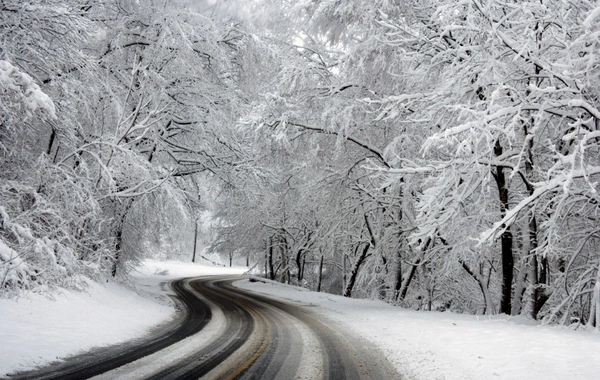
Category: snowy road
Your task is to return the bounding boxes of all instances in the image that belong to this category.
[9,276,399,380]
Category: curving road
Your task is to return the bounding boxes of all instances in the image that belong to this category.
[9,276,400,380]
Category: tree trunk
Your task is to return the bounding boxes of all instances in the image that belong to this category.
[421,261,432,311]
[461,261,496,315]
[529,216,549,319]
[296,248,303,282]
[512,257,528,315]
[398,240,430,302]
[398,261,418,301]
[111,199,133,277]
[192,221,198,263]
[46,126,56,156]
[317,255,324,292]
[342,251,347,293]
[343,243,370,297]
[280,240,288,284]
[589,268,600,329]
[267,237,275,280]
[522,42,550,319]
[394,249,403,300]
[111,249,120,277]
[494,139,514,315]
[520,136,549,319]
[394,182,405,300]
[264,253,268,279]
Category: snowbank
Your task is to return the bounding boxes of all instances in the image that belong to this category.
[236,278,600,380]
[0,260,246,377]
[5,260,595,380]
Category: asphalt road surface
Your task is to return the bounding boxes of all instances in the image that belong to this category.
[8,276,400,379]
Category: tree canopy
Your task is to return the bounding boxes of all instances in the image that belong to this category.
[1,0,599,328]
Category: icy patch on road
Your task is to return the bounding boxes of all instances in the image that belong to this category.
[235,278,600,380]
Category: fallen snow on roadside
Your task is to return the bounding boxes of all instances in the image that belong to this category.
[235,278,600,380]
[133,259,246,280]
[0,260,246,377]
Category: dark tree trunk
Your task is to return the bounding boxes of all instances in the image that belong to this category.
[192,221,198,263]
[394,249,402,299]
[111,225,123,277]
[342,252,347,292]
[111,250,120,277]
[343,243,370,298]
[499,228,514,314]
[296,249,303,282]
[398,238,431,301]
[46,126,56,156]
[317,255,324,292]
[521,122,549,319]
[267,237,275,281]
[398,261,418,301]
[529,202,550,318]
[344,214,377,297]
[493,139,514,315]
[280,237,289,284]
[524,36,549,319]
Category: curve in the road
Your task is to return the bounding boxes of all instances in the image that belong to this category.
[150,277,399,380]
[6,278,212,380]
[145,279,258,380]
[8,276,400,380]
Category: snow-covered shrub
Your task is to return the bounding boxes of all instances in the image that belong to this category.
[0,164,109,295]
[0,59,110,294]
[0,237,29,291]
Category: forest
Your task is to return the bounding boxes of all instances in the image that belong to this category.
[1,0,599,327]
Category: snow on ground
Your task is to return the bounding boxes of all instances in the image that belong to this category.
[3,260,599,380]
[236,278,600,380]
[0,259,246,377]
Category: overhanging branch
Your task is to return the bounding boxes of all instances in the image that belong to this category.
[286,121,390,168]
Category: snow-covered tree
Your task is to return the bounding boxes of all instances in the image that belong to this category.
[367,0,600,322]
